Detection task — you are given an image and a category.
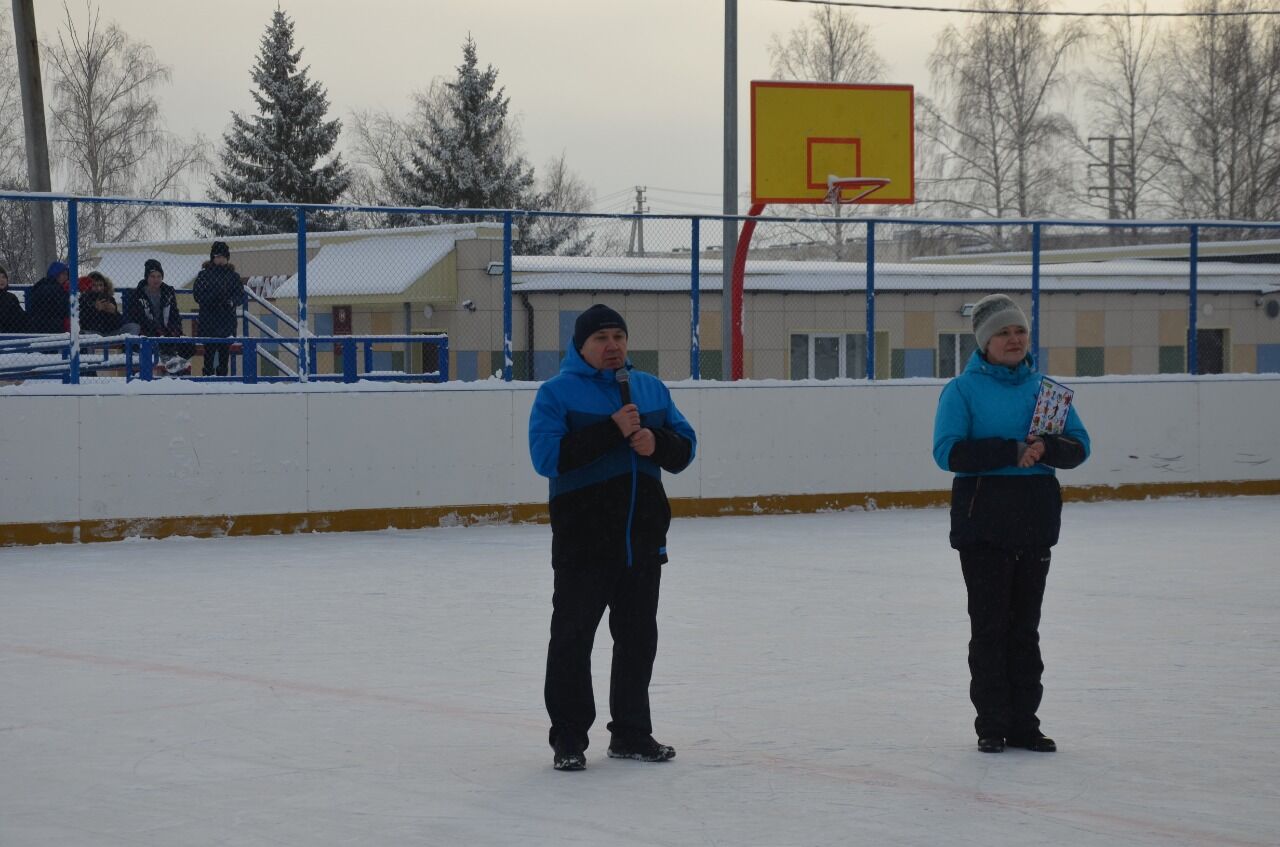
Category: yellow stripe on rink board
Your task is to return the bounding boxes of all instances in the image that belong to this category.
[3,480,1277,546]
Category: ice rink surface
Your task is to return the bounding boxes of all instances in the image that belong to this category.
[1,497,1277,847]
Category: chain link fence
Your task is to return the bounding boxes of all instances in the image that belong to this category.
[3,191,1280,384]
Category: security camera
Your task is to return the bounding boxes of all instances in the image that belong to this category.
[461,299,476,312]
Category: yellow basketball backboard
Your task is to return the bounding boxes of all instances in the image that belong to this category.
[750,81,915,205]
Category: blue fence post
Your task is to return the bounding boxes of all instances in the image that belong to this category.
[342,339,357,382]
[503,212,513,382]
[243,339,257,383]
[439,336,449,384]
[68,198,80,384]
[1031,223,1042,363]
[690,217,701,379]
[866,220,876,380]
[140,338,154,381]
[363,339,374,374]
[296,207,308,383]
[1188,225,1199,375]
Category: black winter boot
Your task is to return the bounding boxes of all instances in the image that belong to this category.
[1006,732,1056,752]
[607,735,676,762]
[553,737,586,771]
[977,736,1006,753]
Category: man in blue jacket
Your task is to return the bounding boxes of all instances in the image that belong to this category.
[529,304,696,771]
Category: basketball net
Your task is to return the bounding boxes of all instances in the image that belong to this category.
[825,176,891,215]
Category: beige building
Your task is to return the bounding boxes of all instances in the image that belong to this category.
[90,226,1280,381]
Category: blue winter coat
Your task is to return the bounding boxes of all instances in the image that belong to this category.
[933,350,1090,550]
[529,347,696,568]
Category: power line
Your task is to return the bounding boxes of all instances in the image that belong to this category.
[768,0,1280,16]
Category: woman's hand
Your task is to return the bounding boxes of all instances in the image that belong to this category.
[1017,435,1046,468]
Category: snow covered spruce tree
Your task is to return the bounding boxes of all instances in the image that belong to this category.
[397,38,552,243]
[203,9,350,235]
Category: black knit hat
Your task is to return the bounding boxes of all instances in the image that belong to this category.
[144,258,164,277]
[210,241,230,259]
[573,304,627,351]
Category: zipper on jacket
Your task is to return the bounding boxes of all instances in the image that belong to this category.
[968,477,982,518]
[625,451,637,566]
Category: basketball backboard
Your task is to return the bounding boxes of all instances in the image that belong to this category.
[750,81,915,205]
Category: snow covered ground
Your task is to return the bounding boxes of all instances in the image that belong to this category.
[1,497,1276,847]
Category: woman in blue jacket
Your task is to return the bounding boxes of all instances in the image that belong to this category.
[933,294,1090,754]
[529,305,696,771]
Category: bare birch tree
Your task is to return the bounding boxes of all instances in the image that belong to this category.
[1157,0,1280,221]
[1078,0,1171,220]
[44,1,207,245]
[765,6,888,259]
[0,9,38,280]
[922,0,1085,243]
[0,9,24,181]
[769,5,886,84]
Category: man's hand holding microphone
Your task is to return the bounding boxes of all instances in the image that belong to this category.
[611,368,655,456]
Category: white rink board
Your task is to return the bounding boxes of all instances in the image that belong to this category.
[1,375,1277,525]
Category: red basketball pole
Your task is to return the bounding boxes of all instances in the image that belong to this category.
[731,202,766,380]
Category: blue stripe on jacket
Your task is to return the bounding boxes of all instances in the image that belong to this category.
[528,347,696,496]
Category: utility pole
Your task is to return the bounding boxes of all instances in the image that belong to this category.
[1088,135,1133,220]
[12,0,57,272]
[626,186,648,257]
[722,0,737,380]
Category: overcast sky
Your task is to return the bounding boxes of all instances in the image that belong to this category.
[28,0,1189,215]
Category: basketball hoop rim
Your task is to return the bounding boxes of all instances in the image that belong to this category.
[826,176,891,206]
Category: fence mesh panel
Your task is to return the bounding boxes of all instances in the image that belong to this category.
[3,191,1280,384]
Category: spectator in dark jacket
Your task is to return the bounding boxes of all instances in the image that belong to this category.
[528,304,697,772]
[932,294,1090,755]
[125,258,193,369]
[78,272,135,336]
[0,266,30,334]
[192,240,243,376]
[26,261,70,334]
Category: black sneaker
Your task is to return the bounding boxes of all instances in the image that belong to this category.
[977,736,1005,753]
[607,735,676,762]
[552,738,586,771]
[1006,732,1056,752]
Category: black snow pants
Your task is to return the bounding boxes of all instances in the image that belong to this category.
[959,543,1052,739]
[545,559,661,750]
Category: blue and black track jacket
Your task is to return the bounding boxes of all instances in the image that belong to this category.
[933,350,1090,550]
[529,347,696,569]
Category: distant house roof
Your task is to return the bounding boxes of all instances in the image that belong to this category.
[89,222,500,298]
[272,228,479,298]
[92,250,207,290]
[510,256,1280,294]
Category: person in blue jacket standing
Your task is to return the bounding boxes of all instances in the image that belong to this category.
[933,294,1090,755]
[529,304,697,771]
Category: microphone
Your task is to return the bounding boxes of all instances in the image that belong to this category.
[615,368,631,406]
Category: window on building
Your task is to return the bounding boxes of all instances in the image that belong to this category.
[1076,347,1104,377]
[938,332,979,377]
[790,332,889,379]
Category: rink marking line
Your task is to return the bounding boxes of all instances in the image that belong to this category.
[0,643,543,730]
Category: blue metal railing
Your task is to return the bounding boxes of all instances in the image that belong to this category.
[3,189,1280,384]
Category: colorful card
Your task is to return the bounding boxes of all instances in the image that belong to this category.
[1029,376,1074,436]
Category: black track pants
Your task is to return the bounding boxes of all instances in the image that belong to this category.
[545,561,661,749]
[959,544,1051,738]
